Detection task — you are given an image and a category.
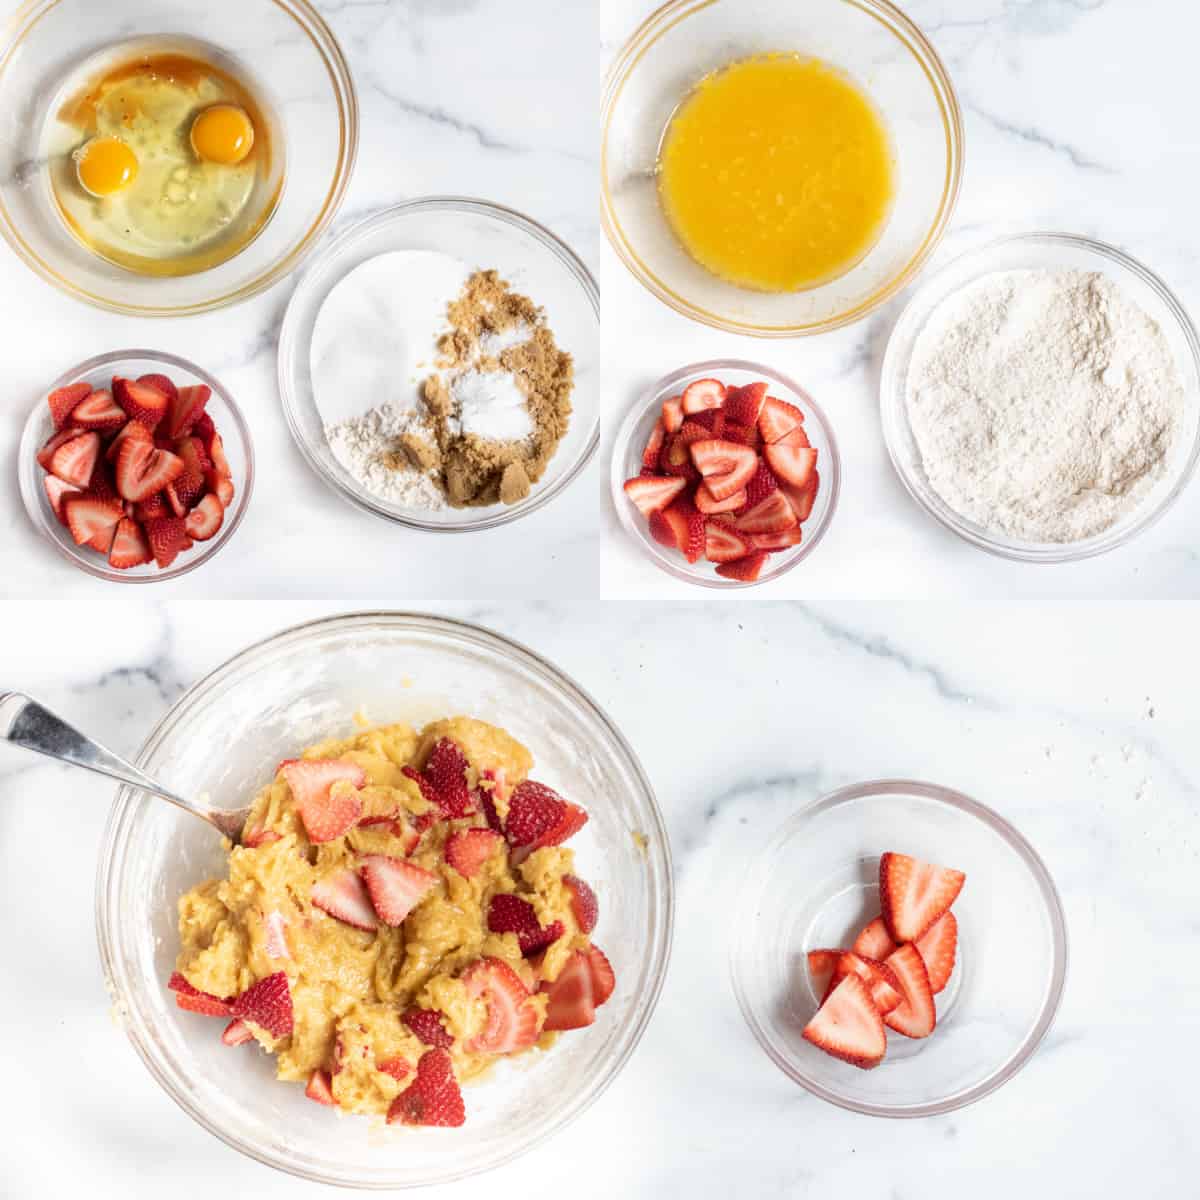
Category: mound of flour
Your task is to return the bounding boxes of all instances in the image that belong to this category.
[905,269,1183,543]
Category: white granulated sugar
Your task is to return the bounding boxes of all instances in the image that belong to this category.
[325,403,446,509]
[905,269,1184,543]
[478,323,531,357]
[450,369,533,442]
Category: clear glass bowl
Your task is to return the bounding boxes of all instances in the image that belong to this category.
[880,233,1200,562]
[17,349,254,583]
[278,199,600,532]
[0,0,357,316]
[95,613,673,1187]
[731,780,1067,1117]
[601,0,963,336]
[610,359,841,587]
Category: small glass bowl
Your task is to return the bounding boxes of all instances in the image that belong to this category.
[18,349,253,583]
[880,233,1200,562]
[278,198,600,532]
[0,0,357,316]
[610,359,841,588]
[95,613,673,1187]
[731,780,1068,1118]
[601,0,963,336]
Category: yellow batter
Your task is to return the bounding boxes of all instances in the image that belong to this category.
[172,716,596,1119]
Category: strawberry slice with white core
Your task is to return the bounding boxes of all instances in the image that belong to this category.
[185,493,225,541]
[758,395,805,444]
[622,474,687,516]
[48,382,91,430]
[113,377,169,430]
[661,395,684,433]
[463,957,543,1053]
[723,381,768,426]
[71,389,125,433]
[38,427,85,472]
[114,437,185,502]
[264,910,290,960]
[914,910,958,994]
[694,483,745,514]
[231,971,293,1038]
[444,828,503,878]
[305,1069,336,1106]
[207,469,235,508]
[879,851,966,943]
[108,517,153,570]
[105,419,153,464]
[166,384,211,439]
[221,1018,254,1046]
[312,867,378,931]
[781,472,820,523]
[763,443,817,490]
[64,496,122,550]
[830,951,903,1014]
[167,971,233,1018]
[209,431,231,477]
[137,373,178,405]
[281,758,366,843]
[776,424,811,449]
[359,854,437,926]
[715,551,769,582]
[681,377,727,414]
[852,916,897,962]
[883,943,936,1038]
[746,527,801,552]
[733,491,797,535]
[49,431,101,488]
[806,949,841,999]
[43,476,82,524]
[802,973,886,1069]
[540,950,596,1031]
[689,439,757,500]
[704,521,750,564]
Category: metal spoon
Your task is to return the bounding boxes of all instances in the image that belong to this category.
[0,691,249,841]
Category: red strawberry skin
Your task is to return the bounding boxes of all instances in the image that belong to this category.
[402,1007,455,1049]
[563,874,598,934]
[487,893,563,956]
[386,1048,465,1127]
[231,971,293,1038]
[879,851,966,943]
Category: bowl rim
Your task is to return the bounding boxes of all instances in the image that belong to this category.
[600,0,965,337]
[0,0,359,317]
[94,611,675,1187]
[730,778,1069,1118]
[879,231,1200,562]
[17,347,255,583]
[277,195,601,533]
[609,357,842,587]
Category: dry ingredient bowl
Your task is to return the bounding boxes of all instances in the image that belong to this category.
[731,780,1067,1118]
[95,613,673,1188]
[17,349,253,583]
[880,233,1200,562]
[610,359,841,587]
[0,0,357,316]
[601,0,963,336]
[278,198,600,532]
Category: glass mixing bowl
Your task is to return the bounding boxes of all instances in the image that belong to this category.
[0,0,357,315]
[731,780,1067,1117]
[601,0,963,336]
[95,613,673,1187]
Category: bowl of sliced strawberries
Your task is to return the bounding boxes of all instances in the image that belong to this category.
[732,780,1067,1116]
[18,350,252,582]
[612,359,840,586]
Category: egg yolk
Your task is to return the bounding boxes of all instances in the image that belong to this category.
[190,104,255,165]
[75,136,138,197]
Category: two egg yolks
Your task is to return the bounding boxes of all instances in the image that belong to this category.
[74,104,254,198]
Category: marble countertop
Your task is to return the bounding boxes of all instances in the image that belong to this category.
[1,1,1197,1197]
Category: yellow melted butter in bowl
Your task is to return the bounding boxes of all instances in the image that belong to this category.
[45,47,282,277]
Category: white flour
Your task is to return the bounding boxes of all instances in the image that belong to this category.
[905,269,1184,543]
[325,404,447,510]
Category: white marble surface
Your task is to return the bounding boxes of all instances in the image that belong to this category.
[1,1,1199,1198]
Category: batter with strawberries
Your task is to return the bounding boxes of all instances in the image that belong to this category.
[167,715,614,1127]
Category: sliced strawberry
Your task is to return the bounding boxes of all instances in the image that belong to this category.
[221,1018,254,1046]
[723,381,768,426]
[241,825,282,848]
[743,459,779,508]
[505,780,564,848]
[115,437,184,502]
[164,480,187,518]
[879,851,966,943]
[487,893,564,956]
[135,492,170,522]
[357,813,421,855]
[583,944,615,1006]
[715,552,768,582]
[48,382,92,429]
[192,410,217,449]
[360,854,437,925]
[43,476,82,524]
[402,1007,454,1049]
[376,1056,411,1081]
[173,437,208,506]
[114,377,170,430]
[758,395,806,444]
[185,493,224,541]
[281,758,366,843]
[883,943,936,1038]
[733,491,797,535]
[419,737,475,818]
[830,951,903,1015]
[137,372,179,405]
[852,915,897,962]
[914,910,958,994]
[689,439,757,500]
[681,377,726,414]
[622,474,687,516]
[704,520,750,564]
[263,910,290,960]
[207,469,236,508]
[305,1069,336,1106]
[386,1048,465,1127]
[444,828,503,878]
[690,407,725,436]
[802,973,886,1069]
[38,426,85,471]
[168,971,234,1018]
[71,389,125,433]
[663,496,705,563]
[105,419,153,464]
[807,949,841,1000]
[209,431,231,477]
[49,431,100,487]
[641,418,666,472]
[781,471,820,523]
[312,867,378,930]
[144,516,188,569]
[84,458,119,502]
[661,394,684,434]
[776,424,812,449]
[721,421,758,447]
[694,483,745,514]
[165,384,210,439]
[231,971,293,1038]
[764,443,817,490]
[540,950,595,1032]
[563,874,598,934]
[746,527,801,552]
[64,495,122,551]
[108,517,152,570]
[462,958,543,1054]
